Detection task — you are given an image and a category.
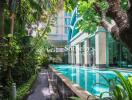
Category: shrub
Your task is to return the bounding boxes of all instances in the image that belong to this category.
[16,74,36,100]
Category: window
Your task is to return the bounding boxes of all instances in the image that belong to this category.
[64,12,71,17]
[65,27,70,34]
[108,33,132,67]
[65,19,67,25]
[67,18,71,25]
[64,12,67,16]
[65,18,71,25]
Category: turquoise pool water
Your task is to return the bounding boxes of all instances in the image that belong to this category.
[50,64,132,97]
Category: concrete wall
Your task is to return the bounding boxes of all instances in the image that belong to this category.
[49,10,64,35]
[48,8,68,44]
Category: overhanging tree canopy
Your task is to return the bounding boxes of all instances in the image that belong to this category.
[65,0,132,54]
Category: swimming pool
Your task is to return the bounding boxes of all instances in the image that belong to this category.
[50,64,132,97]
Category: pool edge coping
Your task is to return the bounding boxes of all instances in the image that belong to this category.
[49,65,97,100]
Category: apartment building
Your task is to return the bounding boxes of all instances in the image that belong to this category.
[47,9,72,63]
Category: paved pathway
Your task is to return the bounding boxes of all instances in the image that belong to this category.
[26,69,51,100]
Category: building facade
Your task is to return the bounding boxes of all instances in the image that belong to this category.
[68,8,132,68]
[47,9,72,63]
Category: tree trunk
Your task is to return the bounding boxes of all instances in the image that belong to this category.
[0,1,4,38]
[106,0,132,54]
[9,12,15,34]
[6,0,15,86]
[6,66,12,84]
[6,12,15,85]
[98,0,132,54]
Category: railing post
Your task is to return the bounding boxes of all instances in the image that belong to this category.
[12,83,16,100]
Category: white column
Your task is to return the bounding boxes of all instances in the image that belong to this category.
[84,39,90,66]
[71,46,74,64]
[68,49,71,64]
[73,46,76,64]
[76,44,80,65]
[79,43,82,65]
[95,31,107,67]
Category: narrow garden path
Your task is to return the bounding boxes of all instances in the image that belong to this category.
[26,69,51,100]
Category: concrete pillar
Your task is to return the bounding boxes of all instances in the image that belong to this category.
[73,46,76,64]
[79,43,82,65]
[68,49,71,64]
[12,83,16,100]
[76,44,80,65]
[95,31,107,67]
[71,46,74,64]
[84,39,90,66]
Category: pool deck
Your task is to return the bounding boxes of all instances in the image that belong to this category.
[72,65,132,72]
[49,66,97,100]
[109,67,132,71]
[94,67,132,72]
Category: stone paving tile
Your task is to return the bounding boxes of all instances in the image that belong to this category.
[26,70,51,100]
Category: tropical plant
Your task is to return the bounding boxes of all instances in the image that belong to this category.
[99,71,132,100]
[0,0,63,99]
[16,74,37,100]
[69,96,81,100]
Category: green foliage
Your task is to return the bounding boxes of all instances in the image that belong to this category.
[128,76,132,85]
[16,0,37,23]
[65,0,101,33]
[0,34,38,98]
[16,74,36,100]
[64,0,128,34]
[0,34,20,66]
[0,35,19,98]
[120,0,128,11]
[33,38,56,67]
[0,33,52,98]
[100,71,132,100]
[0,34,20,74]
[0,0,63,99]
[12,36,38,85]
[69,96,81,100]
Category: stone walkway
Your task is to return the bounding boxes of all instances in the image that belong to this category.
[26,69,51,100]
